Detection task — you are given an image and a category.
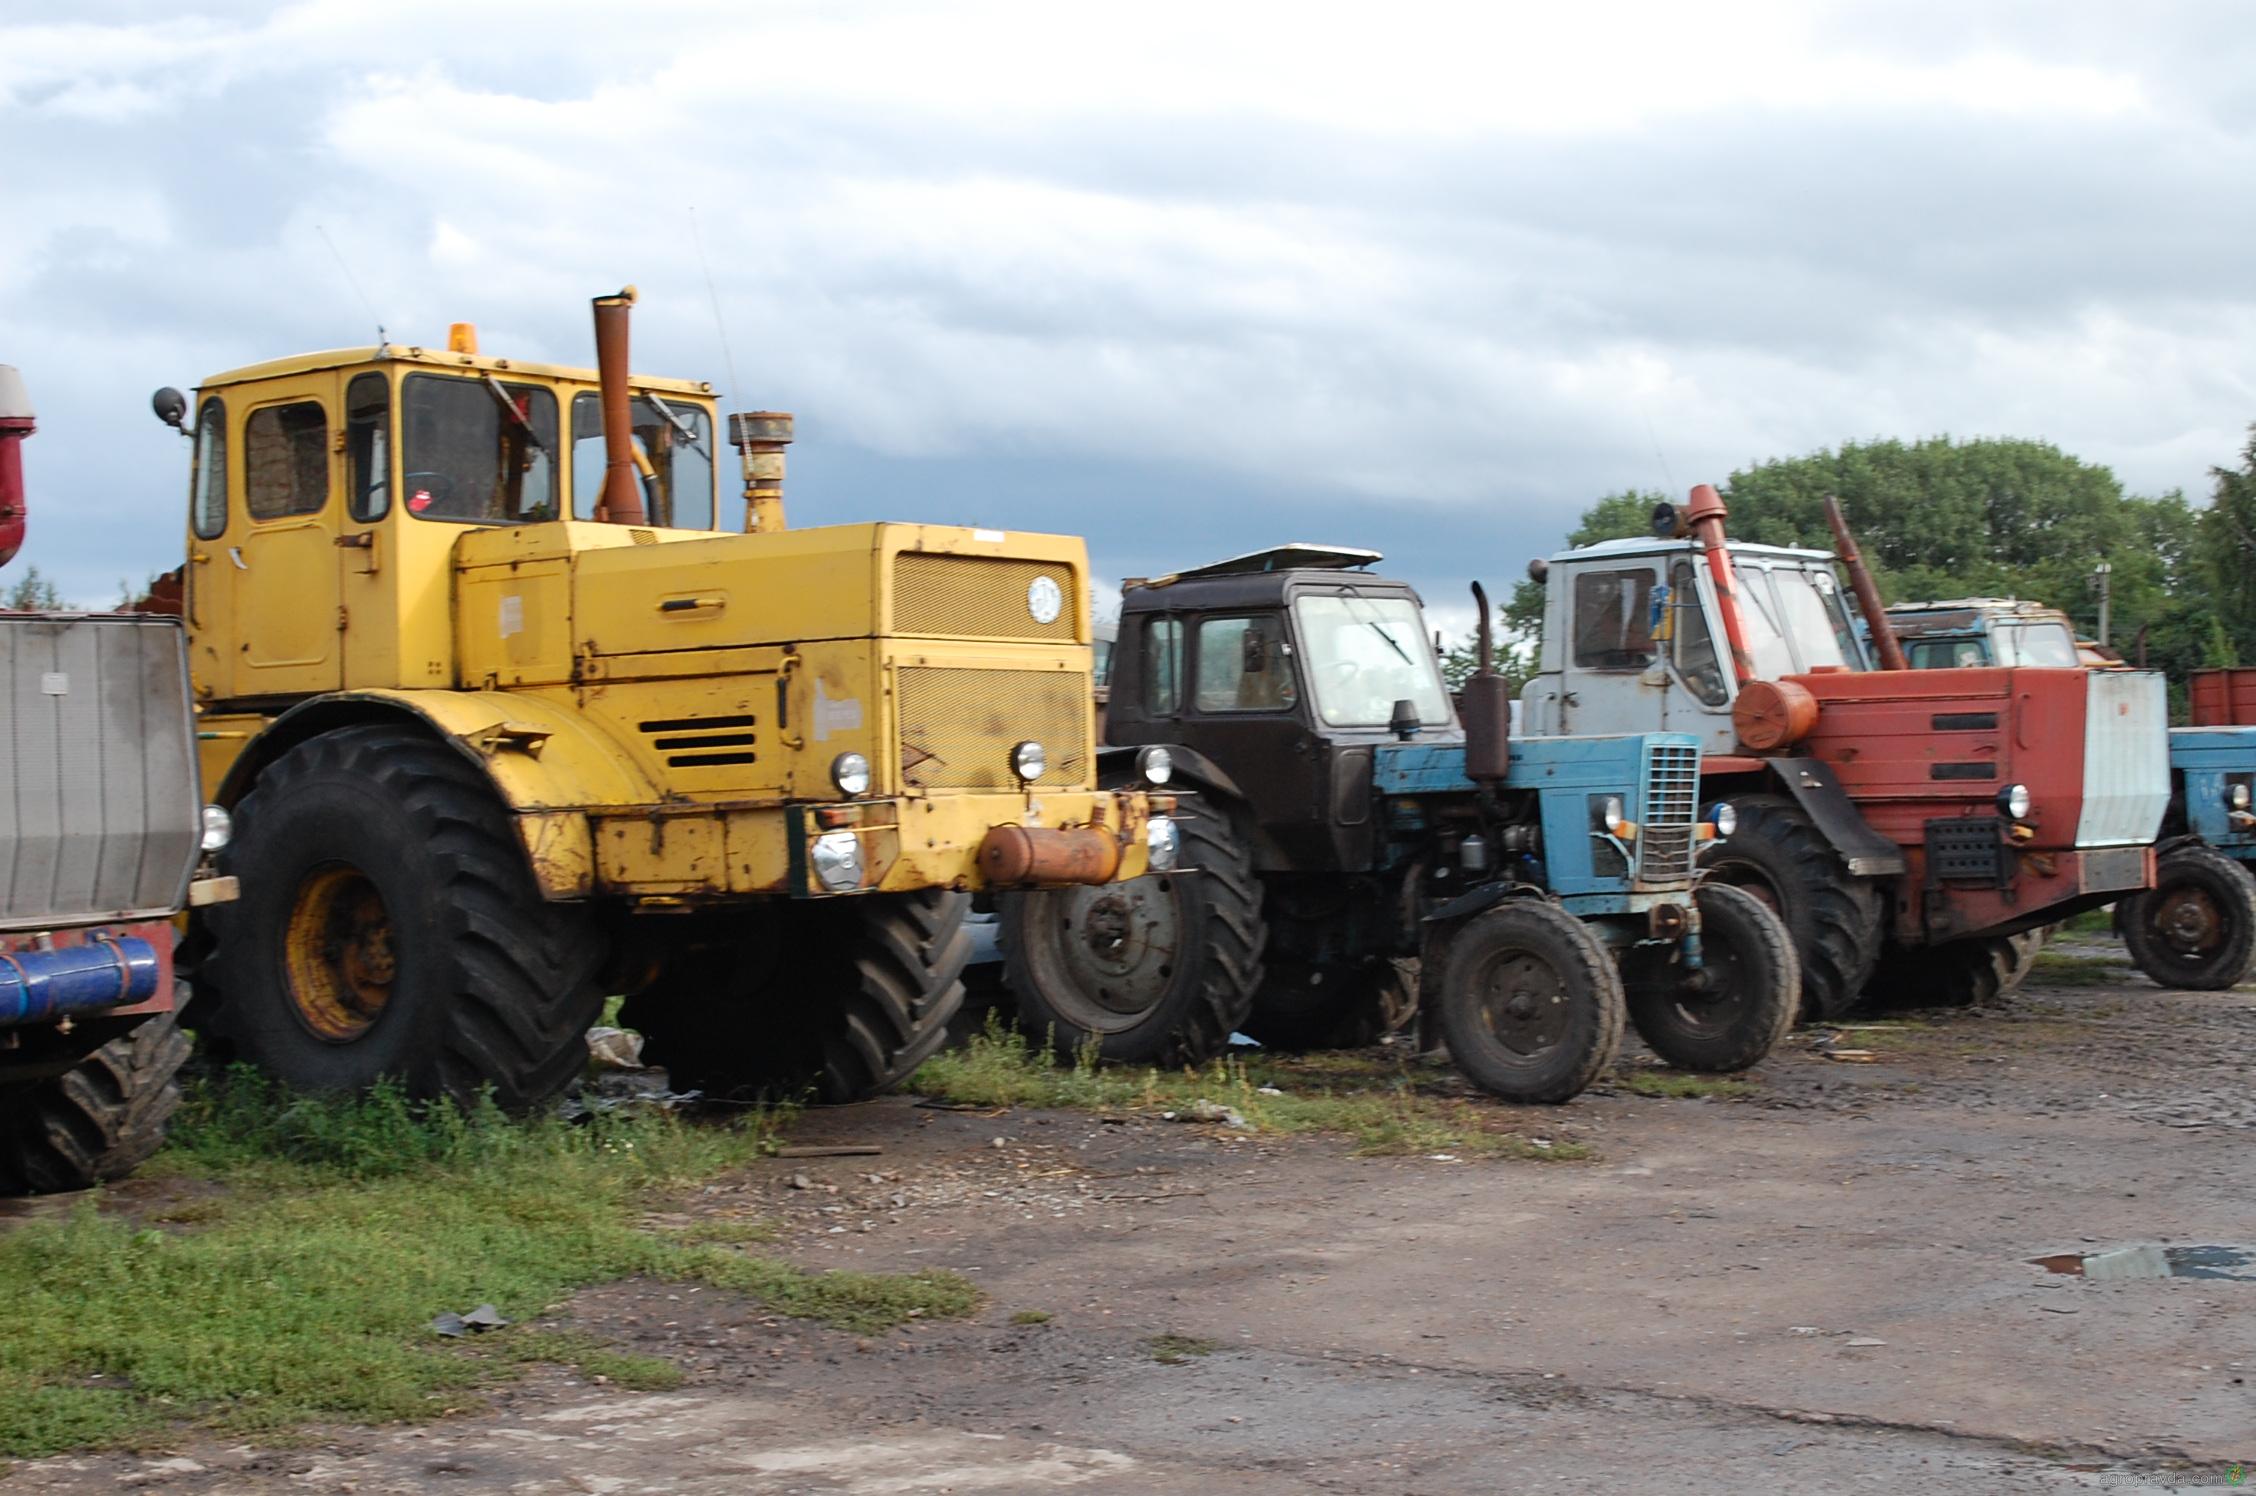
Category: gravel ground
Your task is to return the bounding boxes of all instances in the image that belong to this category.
[12,938,2256,1494]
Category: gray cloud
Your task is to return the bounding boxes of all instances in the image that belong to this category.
[3,0,2251,628]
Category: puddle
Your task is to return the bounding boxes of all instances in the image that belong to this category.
[2030,1244,2256,1281]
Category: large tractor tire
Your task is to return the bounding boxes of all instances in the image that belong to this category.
[1622,882,1798,1073]
[204,726,606,1111]
[2118,844,2256,991]
[1700,795,1883,1022]
[1430,900,1625,1104]
[1242,957,1418,1052]
[0,1014,191,1194]
[625,890,970,1104]
[1000,791,1264,1066]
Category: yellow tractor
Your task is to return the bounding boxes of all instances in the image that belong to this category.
[154,288,1173,1108]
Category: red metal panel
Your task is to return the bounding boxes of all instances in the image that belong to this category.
[2190,668,2256,726]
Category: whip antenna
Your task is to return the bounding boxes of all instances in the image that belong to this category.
[690,207,741,403]
[315,223,386,344]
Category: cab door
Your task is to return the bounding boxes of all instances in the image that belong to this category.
[187,377,343,701]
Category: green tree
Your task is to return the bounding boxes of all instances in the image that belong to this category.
[2,566,65,611]
[2203,424,2256,665]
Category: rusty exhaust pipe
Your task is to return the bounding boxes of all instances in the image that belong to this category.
[1461,581,1511,781]
[1682,483,1759,686]
[591,286,646,525]
[1823,494,1905,671]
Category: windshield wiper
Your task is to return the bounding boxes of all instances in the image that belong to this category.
[640,391,710,459]
[1332,586,1415,665]
[481,375,549,454]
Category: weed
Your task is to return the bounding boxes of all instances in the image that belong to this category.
[1144,1334,1219,1365]
[1613,1071,1753,1101]
[911,1026,1591,1161]
[1009,1310,1054,1326]
[0,1070,974,1459]
[2029,952,2130,986]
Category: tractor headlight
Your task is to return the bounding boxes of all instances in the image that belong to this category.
[1709,801,1738,839]
[1011,740,1047,784]
[811,830,864,892]
[1602,796,1629,837]
[1998,783,2033,820]
[830,751,872,798]
[2230,782,2252,812]
[200,804,233,853]
[1146,816,1179,872]
[1138,745,1174,786]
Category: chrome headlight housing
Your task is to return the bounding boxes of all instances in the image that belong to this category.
[200,804,233,853]
[830,751,872,798]
[1709,801,1737,839]
[1137,745,1174,786]
[1998,783,2033,820]
[1146,816,1180,873]
[811,830,864,892]
[1011,740,1046,784]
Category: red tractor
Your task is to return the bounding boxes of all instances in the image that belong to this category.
[1520,485,2170,1017]
[0,364,234,1192]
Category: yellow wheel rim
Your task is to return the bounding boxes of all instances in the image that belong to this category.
[283,865,396,1042]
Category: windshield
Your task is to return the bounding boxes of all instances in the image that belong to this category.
[1999,620,2080,667]
[1754,565,1860,672]
[570,392,717,529]
[400,373,558,524]
[1292,594,1451,728]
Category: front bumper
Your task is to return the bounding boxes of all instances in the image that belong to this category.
[587,787,1165,901]
[1910,844,2156,942]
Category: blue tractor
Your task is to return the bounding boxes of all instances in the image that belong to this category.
[987,546,1796,1104]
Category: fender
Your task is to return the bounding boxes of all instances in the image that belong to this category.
[214,690,664,901]
[1723,756,1907,878]
[1093,742,1248,803]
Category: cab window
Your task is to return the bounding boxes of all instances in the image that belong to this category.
[1142,617,1181,714]
[1195,615,1298,713]
[190,397,228,539]
[401,373,559,524]
[570,392,716,529]
[1666,561,1729,705]
[1572,568,1656,669]
[2000,621,2079,667]
[345,373,390,523]
[243,402,329,521]
[1909,637,1990,669]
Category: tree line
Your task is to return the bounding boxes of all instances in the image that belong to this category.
[1444,426,2256,697]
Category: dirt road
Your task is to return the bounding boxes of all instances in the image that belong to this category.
[15,939,2256,1493]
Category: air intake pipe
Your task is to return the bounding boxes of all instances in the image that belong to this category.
[0,935,163,1027]
[1823,494,1907,671]
[591,287,647,525]
[0,365,32,570]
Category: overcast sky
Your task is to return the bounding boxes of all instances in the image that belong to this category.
[4,1,2252,634]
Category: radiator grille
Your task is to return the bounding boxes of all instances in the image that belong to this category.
[1636,741,1700,885]
[897,667,1090,791]
[893,555,1079,642]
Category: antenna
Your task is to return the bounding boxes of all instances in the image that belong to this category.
[315,223,386,344]
[1639,407,1676,496]
[689,207,741,403]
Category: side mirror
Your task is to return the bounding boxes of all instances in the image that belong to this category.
[1526,557,1549,583]
[151,387,188,431]
[1242,631,1268,673]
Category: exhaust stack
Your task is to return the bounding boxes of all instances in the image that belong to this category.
[1823,494,1906,671]
[0,365,31,569]
[1681,483,1758,686]
[730,411,793,533]
[591,287,647,525]
[1461,581,1511,781]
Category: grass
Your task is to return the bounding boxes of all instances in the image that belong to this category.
[909,1023,1592,1161]
[1009,1310,1054,1326]
[0,1070,977,1459]
[2029,951,2131,986]
[1614,1071,1753,1101]
[1144,1334,1218,1365]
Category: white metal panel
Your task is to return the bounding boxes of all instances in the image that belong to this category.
[0,616,200,930]
[2075,670,2170,848]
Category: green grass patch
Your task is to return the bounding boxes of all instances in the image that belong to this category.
[910,1025,1591,1161]
[1009,1309,1054,1326]
[1144,1334,1219,1365]
[2029,952,2130,986]
[0,1070,976,1459]
[1613,1070,1753,1101]
[2060,909,2116,935]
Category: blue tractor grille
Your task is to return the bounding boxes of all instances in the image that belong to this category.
[1636,740,1701,886]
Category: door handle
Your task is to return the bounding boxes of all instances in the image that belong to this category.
[227,547,247,571]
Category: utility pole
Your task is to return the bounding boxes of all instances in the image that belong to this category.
[2093,561,2113,647]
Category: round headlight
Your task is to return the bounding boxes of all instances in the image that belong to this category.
[2230,782,2252,812]
[830,751,872,797]
[1998,783,2033,820]
[1011,740,1046,784]
[200,804,233,853]
[1602,795,1628,836]
[1146,816,1179,872]
[1710,801,1738,839]
[811,830,864,892]
[1138,745,1174,786]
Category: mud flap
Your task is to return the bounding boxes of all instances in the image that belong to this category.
[1763,759,1907,878]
